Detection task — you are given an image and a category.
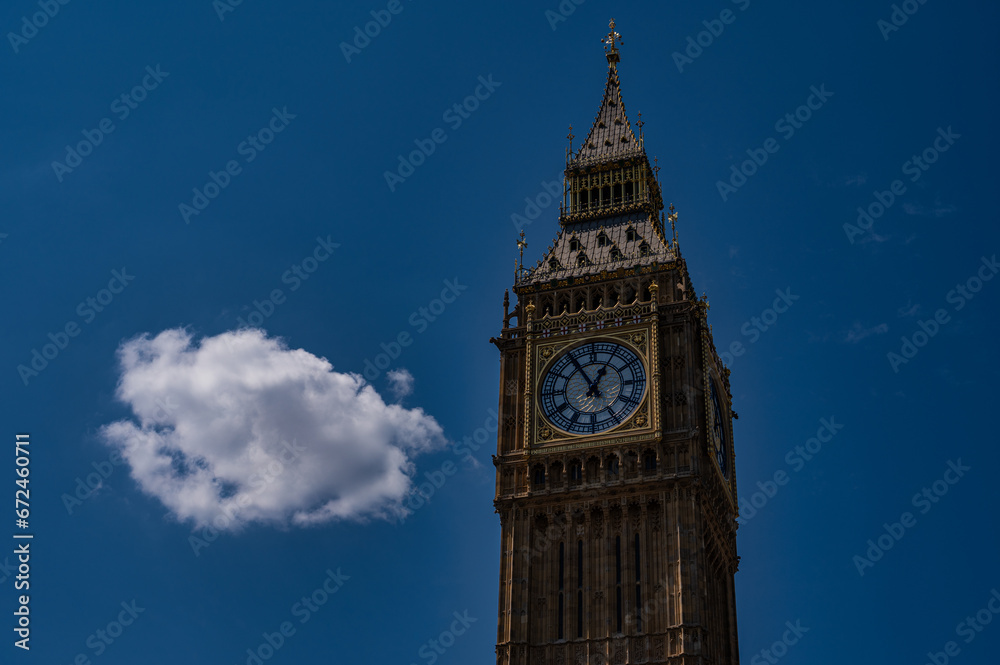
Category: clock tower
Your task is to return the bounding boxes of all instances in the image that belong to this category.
[491,21,740,665]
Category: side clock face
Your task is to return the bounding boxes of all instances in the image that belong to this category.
[709,381,729,477]
[539,341,646,435]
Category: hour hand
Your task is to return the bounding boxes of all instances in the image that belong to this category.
[586,366,607,397]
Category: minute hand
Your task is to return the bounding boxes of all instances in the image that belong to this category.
[568,354,592,383]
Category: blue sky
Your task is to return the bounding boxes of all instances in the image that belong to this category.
[2,0,998,663]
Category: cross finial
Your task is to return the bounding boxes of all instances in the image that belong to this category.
[668,203,679,246]
[516,230,528,273]
[636,111,644,143]
[602,18,623,66]
[567,124,574,151]
[653,155,661,178]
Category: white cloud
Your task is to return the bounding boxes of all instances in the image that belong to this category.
[856,231,890,245]
[386,368,415,399]
[826,173,867,187]
[843,321,889,344]
[903,200,957,217]
[100,328,447,531]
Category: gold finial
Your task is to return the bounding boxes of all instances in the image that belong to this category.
[668,203,678,246]
[516,230,528,274]
[653,156,661,179]
[636,111,644,143]
[567,125,574,151]
[602,18,623,66]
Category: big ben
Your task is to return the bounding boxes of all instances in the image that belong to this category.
[491,21,740,665]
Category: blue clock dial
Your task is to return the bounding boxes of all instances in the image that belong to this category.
[710,381,729,477]
[539,341,646,435]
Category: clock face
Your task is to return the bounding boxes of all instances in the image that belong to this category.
[710,381,729,477]
[539,341,646,435]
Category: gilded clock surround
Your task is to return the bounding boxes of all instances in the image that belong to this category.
[527,304,660,450]
[490,21,741,665]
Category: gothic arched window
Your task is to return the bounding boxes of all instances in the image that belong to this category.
[532,464,546,489]
[606,455,620,480]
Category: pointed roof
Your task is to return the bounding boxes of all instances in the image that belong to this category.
[518,211,674,287]
[573,65,644,166]
[571,19,644,168]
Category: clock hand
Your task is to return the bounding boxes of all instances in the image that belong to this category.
[568,354,592,384]
[586,366,608,397]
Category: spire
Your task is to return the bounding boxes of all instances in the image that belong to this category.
[602,18,622,66]
[516,20,675,289]
[573,20,643,167]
